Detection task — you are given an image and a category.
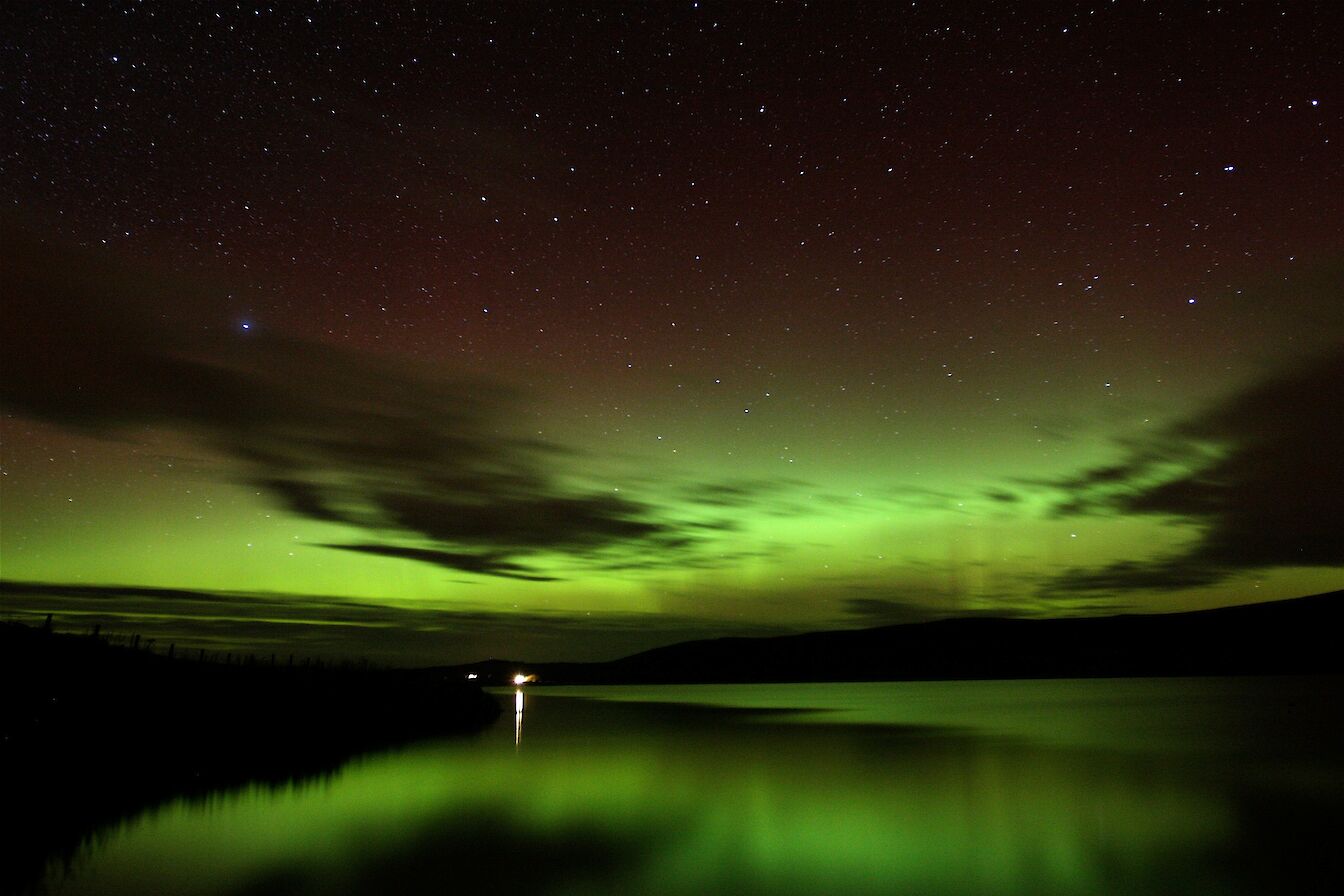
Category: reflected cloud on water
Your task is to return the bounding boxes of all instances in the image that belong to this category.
[32,679,1344,896]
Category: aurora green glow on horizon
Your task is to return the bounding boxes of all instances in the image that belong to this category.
[2,3,1342,664]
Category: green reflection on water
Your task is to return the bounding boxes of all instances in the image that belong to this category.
[42,678,1344,896]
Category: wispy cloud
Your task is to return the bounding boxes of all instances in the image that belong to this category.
[1043,350,1344,593]
[0,230,765,580]
[0,579,799,664]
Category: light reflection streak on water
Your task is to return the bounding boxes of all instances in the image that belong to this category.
[514,688,524,747]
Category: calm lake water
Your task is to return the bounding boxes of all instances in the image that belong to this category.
[39,677,1344,895]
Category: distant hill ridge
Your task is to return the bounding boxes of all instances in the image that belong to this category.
[450,591,1344,685]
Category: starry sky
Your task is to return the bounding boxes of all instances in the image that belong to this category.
[2,2,1342,665]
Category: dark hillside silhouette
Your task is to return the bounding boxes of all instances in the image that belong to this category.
[451,591,1344,685]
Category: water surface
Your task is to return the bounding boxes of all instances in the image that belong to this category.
[39,677,1344,895]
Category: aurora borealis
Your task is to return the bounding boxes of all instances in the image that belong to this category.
[2,2,1341,665]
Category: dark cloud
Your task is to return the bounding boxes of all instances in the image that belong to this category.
[1046,350,1344,593]
[1047,559,1226,593]
[840,597,942,626]
[671,478,824,520]
[837,593,1082,626]
[0,579,797,664]
[322,545,559,581]
[377,492,666,553]
[0,230,699,580]
[677,480,781,508]
[876,485,982,514]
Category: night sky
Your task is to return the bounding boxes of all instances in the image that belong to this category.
[3,2,1342,665]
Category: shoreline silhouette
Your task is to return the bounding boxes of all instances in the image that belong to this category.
[0,621,499,894]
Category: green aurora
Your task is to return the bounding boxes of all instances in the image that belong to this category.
[3,3,1342,664]
[3,243,1341,663]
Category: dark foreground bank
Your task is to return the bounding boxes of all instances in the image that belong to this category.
[0,622,500,894]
